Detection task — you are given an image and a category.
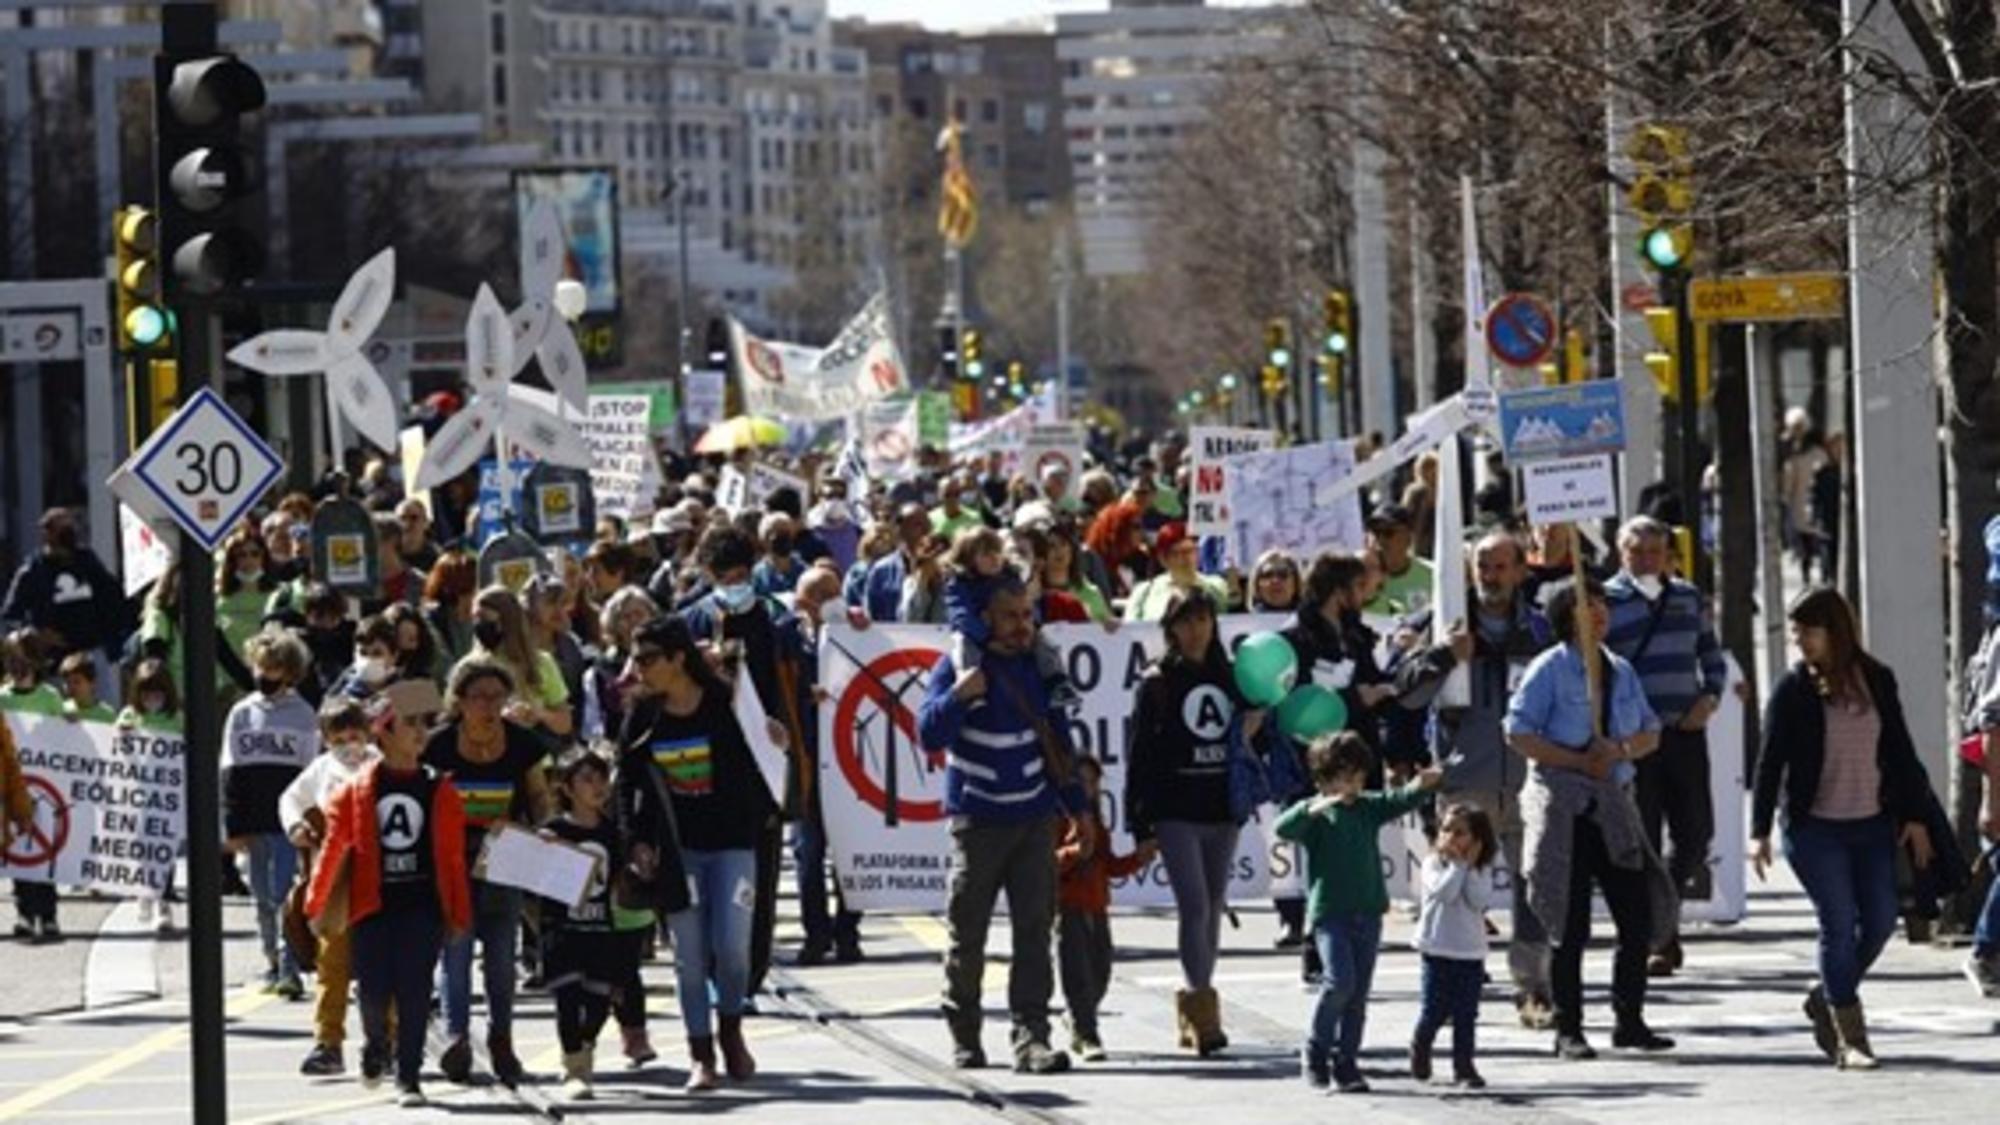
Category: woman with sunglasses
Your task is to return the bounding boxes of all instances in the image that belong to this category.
[1249,550,1302,615]
[422,659,553,1087]
[618,615,786,1092]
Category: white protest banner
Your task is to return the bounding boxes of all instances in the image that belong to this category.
[1188,426,1275,539]
[683,369,727,430]
[398,426,431,518]
[1223,440,1366,568]
[948,402,1040,475]
[732,670,790,805]
[748,462,811,508]
[1521,454,1617,526]
[582,394,661,519]
[716,466,749,515]
[817,617,1370,912]
[475,823,600,910]
[1019,423,1087,486]
[731,293,907,421]
[0,715,184,897]
[863,400,922,480]
[119,504,173,598]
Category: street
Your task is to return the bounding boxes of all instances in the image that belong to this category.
[3,834,1995,1125]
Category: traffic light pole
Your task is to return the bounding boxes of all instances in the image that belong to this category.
[1664,267,1706,585]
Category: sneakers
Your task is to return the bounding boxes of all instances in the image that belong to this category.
[833,941,866,964]
[1273,924,1305,950]
[1071,1031,1107,1063]
[359,1044,388,1090]
[299,1043,344,1077]
[10,920,33,940]
[273,974,306,1002]
[1453,1065,1487,1090]
[1331,1064,1370,1094]
[438,1037,473,1084]
[1409,1040,1433,1082]
[1013,1041,1071,1075]
[34,919,63,945]
[793,938,831,967]
[951,1043,987,1070]
[1963,955,2000,999]
[488,1034,525,1087]
[1554,1033,1597,1061]
[1515,992,1555,1030]
[395,1082,426,1109]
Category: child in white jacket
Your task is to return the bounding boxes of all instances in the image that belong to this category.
[1410,802,1500,1089]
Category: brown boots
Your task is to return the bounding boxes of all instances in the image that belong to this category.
[1174,987,1228,1057]
[1831,1001,1878,1070]
[718,1014,758,1080]
[684,1036,720,1092]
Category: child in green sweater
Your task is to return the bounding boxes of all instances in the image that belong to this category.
[1274,731,1441,1094]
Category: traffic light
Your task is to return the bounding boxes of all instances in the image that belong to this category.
[154,45,266,299]
[1260,364,1285,398]
[939,324,959,379]
[1564,325,1587,383]
[1263,318,1291,370]
[1321,290,1351,356]
[961,329,983,379]
[1005,359,1024,399]
[1643,306,1710,402]
[704,316,730,369]
[1629,123,1693,275]
[113,205,172,353]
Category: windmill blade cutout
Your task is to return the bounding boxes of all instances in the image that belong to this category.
[508,198,589,413]
[226,248,400,452]
[414,396,501,490]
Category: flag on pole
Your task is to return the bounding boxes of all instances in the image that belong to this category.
[1460,175,1490,390]
[937,120,979,249]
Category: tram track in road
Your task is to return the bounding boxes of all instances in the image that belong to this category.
[766,965,1086,1125]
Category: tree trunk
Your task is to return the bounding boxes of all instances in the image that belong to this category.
[1714,323,1760,771]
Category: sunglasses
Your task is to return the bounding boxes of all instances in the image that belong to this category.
[462,688,508,704]
[1256,571,1292,582]
[633,649,668,667]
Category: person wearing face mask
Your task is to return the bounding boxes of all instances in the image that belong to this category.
[681,525,799,999]
[752,513,807,601]
[785,565,865,966]
[295,584,358,710]
[327,615,403,702]
[932,473,987,544]
[218,528,281,674]
[0,507,135,700]
[279,698,383,1076]
[807,478,862,575]
[525,575,588,737]
[221,630,322,1000]
[1602,516,1726,978]
[459,586,573,743]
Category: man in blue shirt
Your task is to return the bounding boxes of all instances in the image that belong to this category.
[919,575,1086,1075]
[1602,516,1726,977]
[858,504,934,623]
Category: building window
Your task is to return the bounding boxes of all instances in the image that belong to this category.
[626,122,638,159]
[953,97,966,121]
[592,120,604,155]
[587,22,599,52]
[907,96,927,119]
[588,69,601,102]
[981,144,998,168]
[492,64,507,107]
[718,126,731,160]
[490,11,506,52]
[980,98,998,124]
[1023,101,1047,134]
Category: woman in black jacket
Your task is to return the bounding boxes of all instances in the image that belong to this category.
[1126,589,1256,1056]
[1751,588,1934,1071]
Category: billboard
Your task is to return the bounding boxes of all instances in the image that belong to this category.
[512,167,623,367]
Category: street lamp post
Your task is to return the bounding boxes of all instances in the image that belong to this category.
[663,172,692,451]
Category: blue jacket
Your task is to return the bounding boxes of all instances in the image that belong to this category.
[860,550,912,623]
[918,650,1083,823]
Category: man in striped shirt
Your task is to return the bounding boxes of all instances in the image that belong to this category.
[920,575,1087,1075]
[1603,516,1727,978]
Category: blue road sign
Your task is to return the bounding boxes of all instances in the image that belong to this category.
[1498,381,1628,462]
[1485,293,1558,368]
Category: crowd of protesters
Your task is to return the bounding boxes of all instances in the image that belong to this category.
[0,415,1985,1107]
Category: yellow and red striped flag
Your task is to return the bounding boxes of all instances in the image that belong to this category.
[937,119,978,249]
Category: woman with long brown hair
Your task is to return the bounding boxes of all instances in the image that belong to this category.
[1751,587,1935,1071]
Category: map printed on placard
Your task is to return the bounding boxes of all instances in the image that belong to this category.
[226,248,400,452]
[1223,440,1366,567]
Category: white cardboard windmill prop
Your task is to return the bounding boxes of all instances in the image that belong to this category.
[225,248,401,454]
[413,284,594,514]
[507,198,589,413]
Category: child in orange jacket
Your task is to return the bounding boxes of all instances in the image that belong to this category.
[307,681,470,1108]
[1055,757,1155,1062]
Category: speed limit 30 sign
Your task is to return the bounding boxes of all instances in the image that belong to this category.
[125,387,284,551]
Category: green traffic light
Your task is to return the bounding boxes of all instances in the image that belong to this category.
[125,305,169,347]
[1641,227,1685,271]
[966,360,985,379]
[1269,347,1292,369]
[1325,333,1349,356]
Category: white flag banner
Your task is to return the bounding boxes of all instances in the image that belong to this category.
[730,293,907,421]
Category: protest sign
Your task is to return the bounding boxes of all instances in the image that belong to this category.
[748,462,811,508]
[732,670,790,806]
[818,617,1346,912]
[916,391,953,448]
[474,459,533,547]
[1187,426,1275,539]
[1019,423,1087,485]
[0,715,184,897]
[398,426,431,518]
[683,370,726,430]
[1522,454,1617,526]
[1222,440,1366,567]
[716,466,749,515]
[581,395,660,519]
[863,400,921,480]
[475,824,600,910]
[119,504,173,598]
[947,402,1039,476]
[730,293,907,421]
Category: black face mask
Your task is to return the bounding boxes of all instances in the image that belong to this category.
[254,675,286,696]
[769,535,795,556]
[473,620,504,650]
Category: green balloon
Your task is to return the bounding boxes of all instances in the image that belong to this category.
[1276,684,1349,742]
[1232,631,1298,707]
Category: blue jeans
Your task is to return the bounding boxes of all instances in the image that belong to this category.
[1786,813,1898,1007]
[1413,955,1483,1070]
[1308,911,1382,1072]
[244,834,298,978]
[790,818,860,949]
[667,848,757,1038]
[439,880,522,1039]
[1974,844,2000,959]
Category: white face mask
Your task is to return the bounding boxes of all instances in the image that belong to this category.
[331,740,371,768]
[1631,574,1664,601]
[356,656,393,685]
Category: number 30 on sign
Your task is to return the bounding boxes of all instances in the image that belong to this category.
[123,388,286,552]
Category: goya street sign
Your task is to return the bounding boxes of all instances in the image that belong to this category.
[122,387,283,552]
[1689,272,1844,323]
[1484,293,1558,368]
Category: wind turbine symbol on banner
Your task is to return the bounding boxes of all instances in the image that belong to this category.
[507,198,589,413]
[224,247,401,453]
[412,284,594,512]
